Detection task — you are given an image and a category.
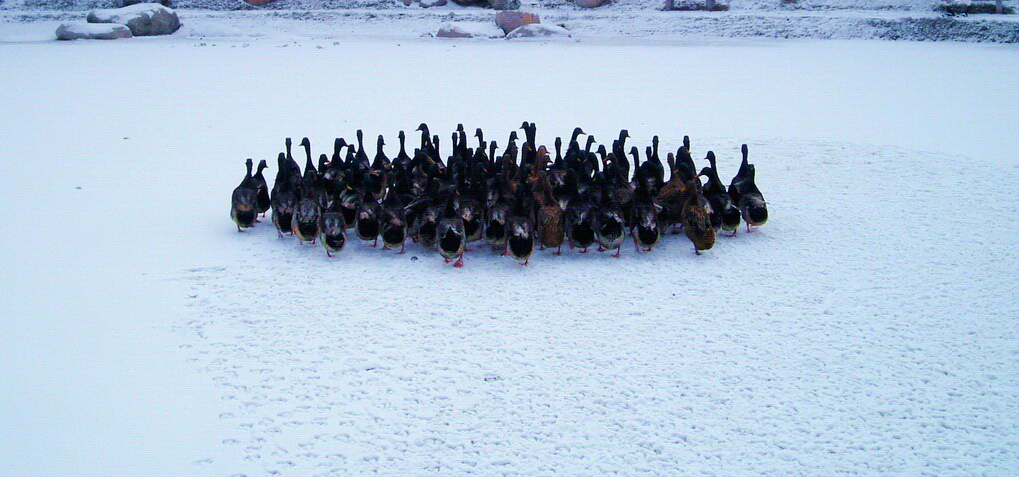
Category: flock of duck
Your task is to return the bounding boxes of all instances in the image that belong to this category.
[230,122,768,266]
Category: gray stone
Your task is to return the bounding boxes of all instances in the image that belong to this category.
[488,0,521,9]
[87,3,181,37]
[505,23,570,38]
[56,21,133,40]
[575,0,608,8]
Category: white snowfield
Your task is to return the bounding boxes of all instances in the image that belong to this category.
[0,7,1018,477]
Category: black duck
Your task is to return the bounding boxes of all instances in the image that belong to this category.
[230,158,259,231]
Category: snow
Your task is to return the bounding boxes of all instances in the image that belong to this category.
[55,20,133,39]
[1,5,1019,477]
[437,20,506,37]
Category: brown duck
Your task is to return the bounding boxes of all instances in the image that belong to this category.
[680,175,716,254]
[527,147,565,254]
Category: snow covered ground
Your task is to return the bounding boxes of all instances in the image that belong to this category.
[1,8,1019,477]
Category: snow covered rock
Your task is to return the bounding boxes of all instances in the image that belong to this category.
[494,10,540,35]
[87,3,181,37]
[505,23,570,38]
[55,22,133,40]
[437,21,506,38]
[575,0,609,8]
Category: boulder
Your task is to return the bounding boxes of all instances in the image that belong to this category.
[494,10,540,35]
[56,22,133,40]
[505,23,570,39]
[87,3,181,37]
[575,0,608,7]
[437,22,506,38]
[419,0,448,6]
[450,0,487,5]
[122,0,172,6]
[488,0,521,9]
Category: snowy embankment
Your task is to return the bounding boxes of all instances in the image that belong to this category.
[4,0,1019,42]
[1,16,1018,477]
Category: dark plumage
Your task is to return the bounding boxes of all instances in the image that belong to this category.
[521,121,537,152]
[565,189,596,253]
[231,158,259,231]
[631,185,660,252]
[379,194,407,253]
[242,129,765,266]
[506,184,535,265]
[290,139,322,243]
[674,136,697,183]
[366,134,389,202]
[728,144,768,232]
[271,147,302,237]
[283,137,301,174]
[411,198,440,249]
[253,159,271,217]
[292,193,321,244]
[393,130,412,170]
[485,200,509,252]
[656,153,686,233]
[593,173,626,257]
[354,129,370,171]
[319,206,347,256]
[701,151,741,236]
[436,193,466,267]
[681,175,716,254]
[355,194,382,246]
[456,195,483,245]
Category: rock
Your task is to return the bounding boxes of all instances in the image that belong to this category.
[122,0,172,7]
[494,10,540,35]
[505,23,570,39]
[667,0,729,11]
[437,22,506,38]
[450,0,487,5]
[87,3,181,37]
[56,22,133,40]
[575,0,608,7]
[488,0,521,9]
[437,25,473,38]
[419,0,448,7]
